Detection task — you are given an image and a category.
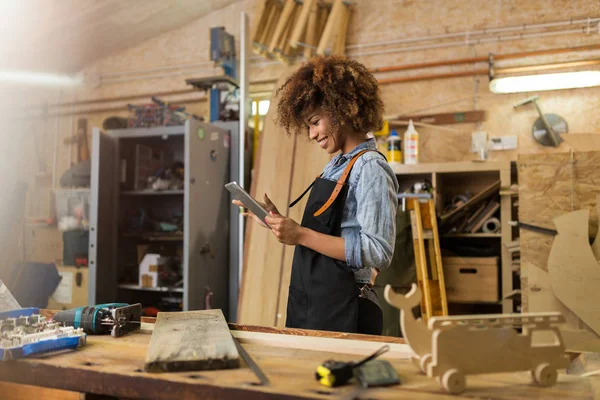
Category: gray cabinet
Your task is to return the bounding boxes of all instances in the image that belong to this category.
[88,120,230,314]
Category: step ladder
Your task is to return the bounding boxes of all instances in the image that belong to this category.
[400,193,448,322]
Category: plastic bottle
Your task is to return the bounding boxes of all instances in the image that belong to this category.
[404,119,419,165]
[387,129,402,163]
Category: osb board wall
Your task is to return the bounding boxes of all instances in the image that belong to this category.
[518,149,600,334]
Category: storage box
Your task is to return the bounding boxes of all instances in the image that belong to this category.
[443,257,499,303]
[24,226,62,264]
[47,265,88,310]
[54,189,90,231]
[63,230,89,266]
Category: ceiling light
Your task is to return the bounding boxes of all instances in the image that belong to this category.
[0,70,83,86]
[489,70,600,94]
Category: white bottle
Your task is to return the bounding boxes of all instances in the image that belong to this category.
[404,119,419,164]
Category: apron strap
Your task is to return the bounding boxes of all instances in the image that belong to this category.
[289,174,321,208]
[313,149,377,217]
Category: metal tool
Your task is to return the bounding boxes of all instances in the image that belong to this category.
[233,336,270,386]
[316,345,390,388]
[513,95,567,147]
[398,192,433,212]
[508,220,557,236]
[53,303,142,338]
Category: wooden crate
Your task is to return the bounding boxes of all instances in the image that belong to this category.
[443,257,499,303]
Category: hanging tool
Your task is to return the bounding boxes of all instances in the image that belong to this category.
[400,194,448,323]
[316,345,390,387]
[53,303,142,338]
[513,95,567,147]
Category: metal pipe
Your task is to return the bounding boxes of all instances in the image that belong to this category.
[350,27,593,58]
[52,91,61,189]
[369,43,600,76]
[347,17,600,51]
[100,61,215,78]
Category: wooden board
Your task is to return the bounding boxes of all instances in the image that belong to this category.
[548,210,600,336]
[0,323,594,400]
[0,382,79,400]
[393,110,486,125]
[443,257,499,303]
[238,67,297,326]
[144,309,240,373]
[275,136,331,327]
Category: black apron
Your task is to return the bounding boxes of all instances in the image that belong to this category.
[285,150,379,334]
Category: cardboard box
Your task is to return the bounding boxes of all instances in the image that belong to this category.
[24,226,62,264]
[47,265,88,310]
[443,257,499,303]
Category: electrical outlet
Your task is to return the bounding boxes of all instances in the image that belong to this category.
[489,135,518,151]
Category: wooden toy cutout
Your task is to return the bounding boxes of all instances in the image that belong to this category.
[548,209,600,336]
[384,284,432,371]
[385,283,570,394]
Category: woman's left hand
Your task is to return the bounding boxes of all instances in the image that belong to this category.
[264,212,304,245]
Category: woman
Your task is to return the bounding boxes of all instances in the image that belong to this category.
[234,56,399,334]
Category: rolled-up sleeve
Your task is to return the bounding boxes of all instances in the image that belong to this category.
[343,159,398,271]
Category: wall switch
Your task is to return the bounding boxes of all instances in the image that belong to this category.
[489,135,518,151]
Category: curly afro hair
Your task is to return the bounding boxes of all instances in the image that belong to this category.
[275,56,384,136]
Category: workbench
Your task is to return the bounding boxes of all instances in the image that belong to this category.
[1,313,597,400]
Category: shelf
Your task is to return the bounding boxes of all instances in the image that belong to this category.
[390,160,510,175]
[443,233,502,238]
[118,283,183,293]
[122,232,183,241]
[121,190,184,196]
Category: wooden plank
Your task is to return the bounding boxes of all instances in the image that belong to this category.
[268,0,296,53]
[332,3,350,55]
[302,0,318,58]
[390,160,509,175]
[0,326,594,400]
[316,0,343,55]
[288,0,314,48]
[228,323,406,344]
[275,135,331,327]
[393,110,486,125]
[238,67,298,326]
[144,309,240,373]
[440,180,501,227]
[548,210,600,336]
[0,382,79,400]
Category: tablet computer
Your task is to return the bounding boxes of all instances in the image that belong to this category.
[225,181,269,226]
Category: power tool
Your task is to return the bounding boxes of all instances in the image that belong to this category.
[53,303,142,338]
[315,345,390,387]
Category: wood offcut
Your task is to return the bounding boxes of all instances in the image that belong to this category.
[144,309,240,373]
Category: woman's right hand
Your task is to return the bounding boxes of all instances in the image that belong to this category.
[232,193,280,228]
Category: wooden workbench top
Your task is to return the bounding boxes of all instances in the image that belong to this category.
[0,321,597,399]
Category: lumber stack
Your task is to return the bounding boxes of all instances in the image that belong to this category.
[237,67,331,327]
[251,0,352,64]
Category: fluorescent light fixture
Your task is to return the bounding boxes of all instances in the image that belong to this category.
[0,70,83,86]
[489,70,600,94]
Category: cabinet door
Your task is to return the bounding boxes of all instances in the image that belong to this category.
[89,128,119,305]
[184,120,230,312]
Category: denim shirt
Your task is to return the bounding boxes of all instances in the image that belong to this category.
[320,138,400,284]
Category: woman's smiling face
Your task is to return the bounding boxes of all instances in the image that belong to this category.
[305,108,345,154]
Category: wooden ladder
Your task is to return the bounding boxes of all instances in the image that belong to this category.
[405,196,448,322]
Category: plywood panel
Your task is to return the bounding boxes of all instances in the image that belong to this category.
[238,67,297,326]
[518,150,600,337]
[275,136,331,327]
